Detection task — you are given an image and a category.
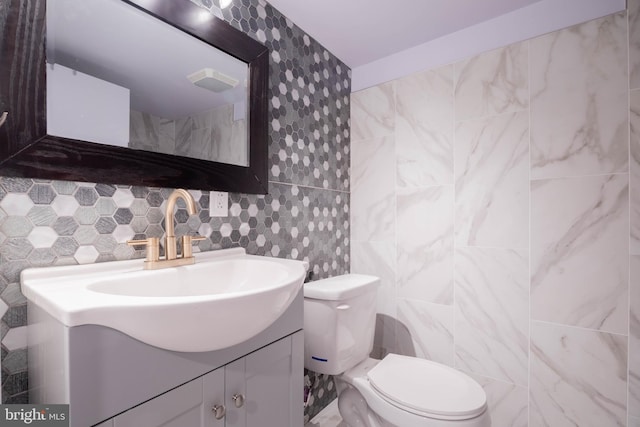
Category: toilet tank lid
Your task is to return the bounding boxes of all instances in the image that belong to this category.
[304,274,379,300]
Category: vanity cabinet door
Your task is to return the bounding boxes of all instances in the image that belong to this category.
[202,366,226,426]
[113,377,208,427]
[110,331,302,427]
[224,357,247,427]
[226,331,303,427]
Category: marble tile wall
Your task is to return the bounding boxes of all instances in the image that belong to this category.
[530,322,628,426]
[175,104,248,166]
[0,1,351,421]
[530,12,628,180]
[631,3,640,425]
[631,256,640,424]
[351,8,635,426]
[129,105,248,166]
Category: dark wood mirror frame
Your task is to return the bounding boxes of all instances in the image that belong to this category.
[0,0,269,194]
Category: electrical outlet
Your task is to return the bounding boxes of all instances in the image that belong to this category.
[209,191,228,217]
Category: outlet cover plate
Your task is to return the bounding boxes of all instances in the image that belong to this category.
[209,191,228,217]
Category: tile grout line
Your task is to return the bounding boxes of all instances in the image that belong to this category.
[392,80,399,355]
[452,62,458,372]
[268,180,350,194]
[460,367,528,390]
[529,171,631,182]
[454,106,530,125]
[627,6,632,423]
[527,36,533,427]
[531,319,630,338]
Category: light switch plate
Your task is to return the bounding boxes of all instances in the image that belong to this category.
[209,191,228,217]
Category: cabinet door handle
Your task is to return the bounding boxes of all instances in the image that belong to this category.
[0,112,7,128]
[232,393,245,408]
[212,404,226,420]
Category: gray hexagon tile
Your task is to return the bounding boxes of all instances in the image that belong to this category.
[1,194,33,216]
[190,0,350,192]
[52,181,76,195]
[74,187,98,206]
[0,179,351,403]
[0,0,351,408]
[51,195,79,216]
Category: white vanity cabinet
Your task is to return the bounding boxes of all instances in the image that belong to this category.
[29,290,304,427]
[111,332,303,427]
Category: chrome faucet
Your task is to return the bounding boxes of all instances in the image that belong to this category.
[127,189,205,269]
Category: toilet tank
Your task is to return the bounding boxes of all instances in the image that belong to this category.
[303,274,379,375]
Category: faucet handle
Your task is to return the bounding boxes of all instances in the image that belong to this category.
[181,234,206,258]
[127,237,160,262]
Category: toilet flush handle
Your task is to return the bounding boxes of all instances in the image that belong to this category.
[336,304,350,310]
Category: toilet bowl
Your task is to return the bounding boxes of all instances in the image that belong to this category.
[303,274,491,427]
[336,356,490,427]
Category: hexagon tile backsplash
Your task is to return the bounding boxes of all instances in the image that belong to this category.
[0,0,351,417]
[0,180,350,403]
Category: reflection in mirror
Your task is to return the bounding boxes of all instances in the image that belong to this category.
[46,0,250,167]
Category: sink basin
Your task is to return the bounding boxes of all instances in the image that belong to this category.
[21,248,308,352]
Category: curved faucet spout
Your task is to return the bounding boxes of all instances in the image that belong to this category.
[165,189,197,238]
[165,189,198,260]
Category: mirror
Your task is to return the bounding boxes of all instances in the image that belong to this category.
[47,0,249,167]
[0,0,269,193]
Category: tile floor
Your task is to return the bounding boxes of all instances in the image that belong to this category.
[305,399,346,427]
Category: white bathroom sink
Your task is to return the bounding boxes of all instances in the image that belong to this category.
[21,248,308,352]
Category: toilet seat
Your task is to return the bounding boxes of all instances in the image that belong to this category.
[366,354,487,421]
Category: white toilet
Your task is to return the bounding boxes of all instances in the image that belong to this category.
[303,274,491,427]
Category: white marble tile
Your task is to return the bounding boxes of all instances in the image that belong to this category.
[631,415,640,427]
[530,13,628,179]
[209,105,232,154]
[396,298,454,366]
[454,42,528,121]
[631,90,640,255]
[630,255,640,418]
[530,322,627,426]
[351,239,396,317]
[396,65,454,187]
[455,247,529,386]
[396,186,453,305]
[454,111,529,249]
[227,119,248,166]
[180,127,212,160]
[211,105,248,166]
[158,118,175,155]
[192,108,213,130]
[351,135,395,242]
[469,373,528,427]
[631,0,640,90]
[129,110,160,151]
[351,82,395,142]
[175,116,193,152]
[531,174,628,334]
